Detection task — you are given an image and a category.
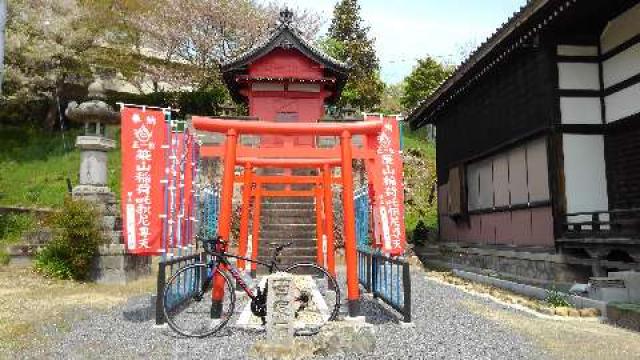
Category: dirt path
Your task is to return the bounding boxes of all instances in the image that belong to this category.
[2,264,639,359]
[0,264,155,356]
[458,289,640,360]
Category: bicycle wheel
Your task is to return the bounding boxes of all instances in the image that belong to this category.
[163,264,236,337]
[284,263,340,336]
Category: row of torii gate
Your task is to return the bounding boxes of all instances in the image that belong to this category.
[193,116,400,317]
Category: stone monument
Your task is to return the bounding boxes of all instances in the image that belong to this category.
[65,79,150,284]
[249,272,376,360]
[266,272,296,343]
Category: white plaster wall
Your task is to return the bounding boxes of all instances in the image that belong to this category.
[605,82,640,122]
[603,42,640,88]
[562,134,609,213]
[558,63,600,90]
[557,45,598,57]
[601,3,640,53]
[560,97,602,124]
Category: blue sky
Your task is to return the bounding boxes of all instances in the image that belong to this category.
[283,0,529,84]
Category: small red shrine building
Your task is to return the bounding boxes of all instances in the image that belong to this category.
[221,9,350,144]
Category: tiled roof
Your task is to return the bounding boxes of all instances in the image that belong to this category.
[221,22,351,74]
[407,0,565,127]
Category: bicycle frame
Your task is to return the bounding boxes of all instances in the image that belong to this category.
[205,249,282,301]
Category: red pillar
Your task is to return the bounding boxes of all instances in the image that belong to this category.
[322,164,336,278]
[340,130,360,317]
[211,129,237,318]
[250,181,262,277]
[314,179,325,267]
[237,163,253,270]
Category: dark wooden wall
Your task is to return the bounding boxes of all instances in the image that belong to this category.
[434,43,557,183]
[606,115,640,210]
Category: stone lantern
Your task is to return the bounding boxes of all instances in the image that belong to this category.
[65,79,150,284]
[218,100,237,117]
[65,79,119,201]
[341,104,361,121]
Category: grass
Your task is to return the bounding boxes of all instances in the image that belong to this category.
[0,212,36,265]
[402,125,436,159]
[0,126,121,209]
[402,125,438,237]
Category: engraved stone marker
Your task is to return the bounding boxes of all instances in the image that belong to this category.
[266,272,295,344]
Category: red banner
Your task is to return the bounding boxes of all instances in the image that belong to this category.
[366,114,406,256]
[121,107,167,255]
[182,133,195,246]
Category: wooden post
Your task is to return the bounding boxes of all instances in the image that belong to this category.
[251,181,262,277]
[315,179,325,267]
[322,164,336,278]
[237,163,253,270]
[211,129,237,318]
[340,130,360,317]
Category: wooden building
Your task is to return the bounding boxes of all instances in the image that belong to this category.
[408,0,640,284]
[221,8,350,147]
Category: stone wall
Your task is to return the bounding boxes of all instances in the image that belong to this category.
[420,243,595,287]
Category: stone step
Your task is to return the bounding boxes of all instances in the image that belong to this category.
[257,255,317,265]
[262,202,315,210]
[259,247,317,257]
[260,230,316,240]
[261,216,316,225]
[259,239,317,248]
[22,228,53,245]
[260,208,316,217]
[261,224,315,231]
[263,197,314,203]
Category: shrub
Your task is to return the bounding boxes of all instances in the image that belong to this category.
[35,198,103,280]
[411,220,430,246]
[545,286,572,308]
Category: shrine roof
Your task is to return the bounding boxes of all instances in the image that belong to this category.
[221,9,351,103]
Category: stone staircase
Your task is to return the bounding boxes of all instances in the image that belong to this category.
[257,197,318,271]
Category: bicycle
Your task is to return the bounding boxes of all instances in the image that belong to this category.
[162,236,341,338]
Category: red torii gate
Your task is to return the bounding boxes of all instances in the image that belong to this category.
[233,159,342,281]
[193,116,383,317]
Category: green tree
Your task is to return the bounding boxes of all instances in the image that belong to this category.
[2,0,154,128]
[401,56,453,110]
[0,0,6,95]
[380,82,404,114]
[326,0,384,111]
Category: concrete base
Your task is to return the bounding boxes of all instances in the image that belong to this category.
[607,303,640,332]
[452,269,608,316]
[418,243,594,288]
[91,244,151,284]
[248,321,375,360]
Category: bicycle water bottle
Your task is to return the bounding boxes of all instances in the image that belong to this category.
[240,270,254,289]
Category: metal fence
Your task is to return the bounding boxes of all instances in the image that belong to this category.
[155,252,205,325]
[357,248,411,323]
[200,185,220,239]
[354,187,370,248]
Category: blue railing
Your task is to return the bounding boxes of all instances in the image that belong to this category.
[357,248,411,323]
[200,185,220,239]
[156,252,204,324]
[354,187,370,249]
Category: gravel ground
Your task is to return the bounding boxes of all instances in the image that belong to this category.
[25,268,548,360]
